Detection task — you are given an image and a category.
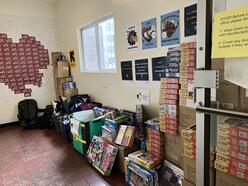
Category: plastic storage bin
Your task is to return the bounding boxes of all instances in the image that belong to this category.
[59,117,72,143]
[70,110,105,146]
[73,134,87,156]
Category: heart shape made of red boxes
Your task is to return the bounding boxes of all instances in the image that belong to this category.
[0,33,49,97]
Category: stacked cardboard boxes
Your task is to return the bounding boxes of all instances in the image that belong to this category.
[182,126,196,185]
[215,117,248,183]
[159,47,181,135]
[159,78,179,134]
[166,47,181,79]
[145,118,165,161]
[182,126,196,160]
[179,42,196,108]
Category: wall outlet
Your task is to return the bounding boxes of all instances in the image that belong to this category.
[136,90,150,106]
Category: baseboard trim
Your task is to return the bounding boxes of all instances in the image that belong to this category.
[0,121,19,128]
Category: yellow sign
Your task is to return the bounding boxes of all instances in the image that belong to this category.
[212,6,248,58]
[69,49,76,67]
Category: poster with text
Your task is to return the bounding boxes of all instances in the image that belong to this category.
[152,56,168,81]
[127,25,139,51]
[161,10,180,46]
[135,59,149,81]
[212,6,248,58]
[121,61,133,81]
[184,4,197,37]
[142,18,157,50]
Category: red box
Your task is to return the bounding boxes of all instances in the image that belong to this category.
[166,124,177,131]
[38,45,44,50]
[0,38,6,43]
[35,41,41,45]
[218,134,248,148]
[180,42,196,49]
[0,34,7,39]
[181,48,196,55]
[162,99,178,105]
[180,72,194,80]
[25,48,31,52]
[161,89,178,95]
[229,167,248,181]
[161,83,179,90]
[180,67,195,74]
[162,94,178,100]
[166,119,178,126]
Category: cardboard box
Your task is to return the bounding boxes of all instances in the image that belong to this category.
[159,160,184,185]
[51,52,61,66]
[113,144,138,173]
[115,125,136,147]
[164,133,183,168]
[216,153,248,171]
[216,170,248,186]
[217,83,240,110]
[179,106,196,127]
[63,88,78,98]
[128,150,160,169]
[57,62,69,78]
[183,156,196,184]
[218,117,248,139]
[240,87,248,112]
[212,58,225,83]
[184,156,215,185]
[182,179,195,186]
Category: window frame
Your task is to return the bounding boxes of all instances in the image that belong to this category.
[77,13,116,73]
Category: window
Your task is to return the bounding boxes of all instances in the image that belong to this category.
[78,14,116,72]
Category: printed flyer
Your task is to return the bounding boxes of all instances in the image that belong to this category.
[127,24,139,51]
[152,56,168,81]
[141,18,157,50]
[121,61,133,81]
[184,4,197,37]
[161,10,180,46]
[135,59,149,81]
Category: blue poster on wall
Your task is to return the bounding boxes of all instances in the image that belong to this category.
[141,18,157,50]
[161,10,180,46]
[184,4,197,37]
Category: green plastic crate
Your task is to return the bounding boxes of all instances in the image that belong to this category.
[78,116,105,144]
[73,134,87,156]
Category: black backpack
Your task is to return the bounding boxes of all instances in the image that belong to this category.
[17,99,39,129]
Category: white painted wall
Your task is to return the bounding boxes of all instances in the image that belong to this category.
[0,0,59,124]
[57,0,196,118]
